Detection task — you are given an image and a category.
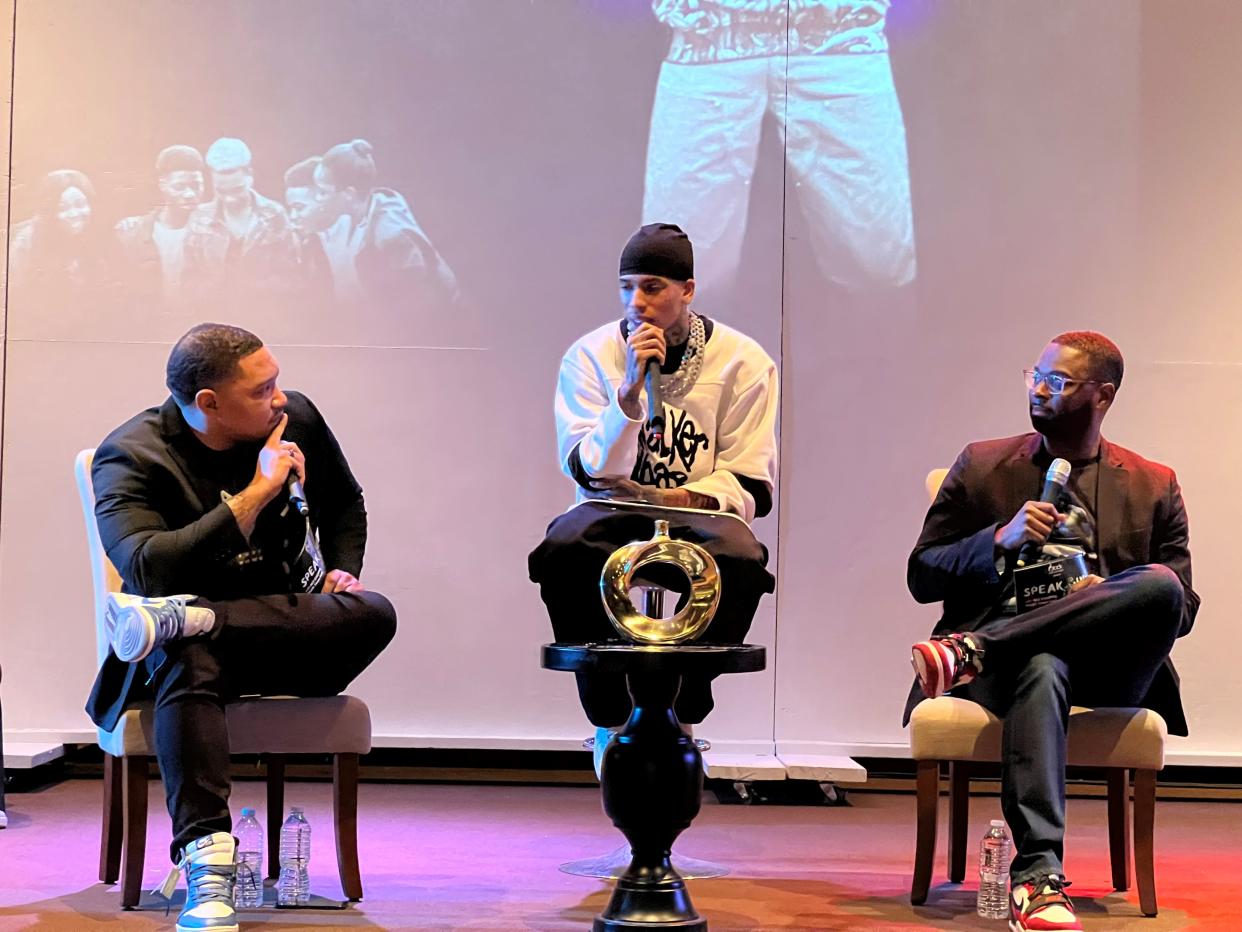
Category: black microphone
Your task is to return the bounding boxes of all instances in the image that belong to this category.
[645,358,664,442]
[1015,458,1071,568]
[287,476,309,517]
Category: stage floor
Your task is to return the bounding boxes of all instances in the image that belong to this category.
[0,778,1236,930]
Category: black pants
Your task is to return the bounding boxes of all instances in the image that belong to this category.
[529,501,774,727]
[146,590,397,861]
[957,564,1183,882]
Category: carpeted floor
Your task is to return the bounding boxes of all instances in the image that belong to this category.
[0,778,1237,930]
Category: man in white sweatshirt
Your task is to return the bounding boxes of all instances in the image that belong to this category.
[529,223,779,729]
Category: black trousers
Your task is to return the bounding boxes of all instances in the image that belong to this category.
[145,590,397,861]
[956,564,1183,882]
[529,501,774,727]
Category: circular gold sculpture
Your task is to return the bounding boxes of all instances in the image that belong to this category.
[600,519,721,645]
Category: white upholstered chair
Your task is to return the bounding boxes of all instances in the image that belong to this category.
[76,449,372,907]
[909,467,1165,916]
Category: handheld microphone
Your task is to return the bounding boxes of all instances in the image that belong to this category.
[287,476,309,517]
[1015,458,1071,568]
[645,358,664,442]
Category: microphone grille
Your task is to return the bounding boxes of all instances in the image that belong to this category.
[1048,458,1072,485]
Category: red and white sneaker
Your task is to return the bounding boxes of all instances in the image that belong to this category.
[1009,874,1082,931]
[910,632,982,699]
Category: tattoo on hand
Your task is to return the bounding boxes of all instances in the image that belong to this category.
[664,488,719,510]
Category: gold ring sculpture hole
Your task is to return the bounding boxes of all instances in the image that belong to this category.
[600,519,721,645]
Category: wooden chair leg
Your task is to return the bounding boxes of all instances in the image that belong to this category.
[266,755,286,880]
[911,760,940,905]
[1134,769,1158,917]
[334,753,363,901]
[120,755,150,909]
[1106,768,1132,892]
[99,752,124,883]
[947,761,971,883]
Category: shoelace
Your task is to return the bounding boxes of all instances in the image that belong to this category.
[187,863,237,905]
[1022,874,1075,916]
[235,857,261,898]
[149,595,187,642]
[948,634,984,670]
[152,847,235,917]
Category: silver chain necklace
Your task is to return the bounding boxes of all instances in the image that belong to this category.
[660,312,705,401]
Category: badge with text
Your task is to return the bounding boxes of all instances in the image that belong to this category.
[1014,553,1089,614]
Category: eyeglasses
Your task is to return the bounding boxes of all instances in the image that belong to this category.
[1023,368,1102,395]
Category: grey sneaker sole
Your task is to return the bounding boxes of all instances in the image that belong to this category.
[105,600,156,663]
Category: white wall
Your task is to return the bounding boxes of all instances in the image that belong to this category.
[2,1,1239,765]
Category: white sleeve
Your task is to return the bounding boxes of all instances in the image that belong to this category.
[555,351,645,482]
[680,361,779,523]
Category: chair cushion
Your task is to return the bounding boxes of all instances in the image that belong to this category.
[97,695,372,757]
[909,696,1166,769]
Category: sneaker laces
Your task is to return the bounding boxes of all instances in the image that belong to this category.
[187,863,237,906]
[151,842,235,917]
[235,856,262,898]
[1023,873,1075,916]
[947,633,984,672]
[147,595,187,644]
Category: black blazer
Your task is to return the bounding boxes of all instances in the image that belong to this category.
[85,391,367,732]
[903,433,1199,735]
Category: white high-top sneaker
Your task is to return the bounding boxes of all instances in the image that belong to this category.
[157,832,238,932]
[104,593,216,663]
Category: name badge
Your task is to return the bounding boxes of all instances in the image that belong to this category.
[1014,554,1089,615]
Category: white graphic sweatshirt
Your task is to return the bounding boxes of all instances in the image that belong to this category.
[555,318,779,524]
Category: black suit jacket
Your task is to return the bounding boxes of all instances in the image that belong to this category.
[85,391,367,732]
[903,433,1199,735]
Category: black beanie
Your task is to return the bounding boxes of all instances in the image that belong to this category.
[619,223,694,281]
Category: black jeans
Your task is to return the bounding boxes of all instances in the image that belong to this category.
[146,590,397,861]
[957,564,1183,882]
[529,501,774,727]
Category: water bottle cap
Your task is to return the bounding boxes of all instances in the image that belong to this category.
[241,807,255,817]
[290,806,304,815]
[990,819,1005,828]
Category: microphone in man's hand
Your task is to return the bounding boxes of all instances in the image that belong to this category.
[287,476,309,517]
[1015,457,1071,568]
[645,358,665,442]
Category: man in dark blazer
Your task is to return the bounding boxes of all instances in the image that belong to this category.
[906,331,1198,932]
[87,323,396,932]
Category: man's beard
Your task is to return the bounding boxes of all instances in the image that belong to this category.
[1030,401,1095,444]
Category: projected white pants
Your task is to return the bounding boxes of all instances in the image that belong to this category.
[643,52,915,291]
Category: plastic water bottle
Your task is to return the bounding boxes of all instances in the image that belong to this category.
[276,807,311,906]
[233,807,264,908]
[977,819,1012,918]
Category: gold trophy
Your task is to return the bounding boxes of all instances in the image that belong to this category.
[600,519,721,644]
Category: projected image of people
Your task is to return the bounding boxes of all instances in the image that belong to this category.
[184,137,298,299]
[283,156,323,256]
[9,170,109,307]
[310,138,459,308]
[114,145,206,304]
[644,0,915,293]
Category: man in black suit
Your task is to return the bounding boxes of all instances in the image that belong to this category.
[906,331,1198,932]
[88,323,395,932]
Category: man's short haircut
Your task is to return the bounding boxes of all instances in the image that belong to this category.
[156,145,205,177]
[166,323,264,405]
[321,139,377,192]
[204,137,253,173]
[284,156,320,191]
[1051,330,1124,390]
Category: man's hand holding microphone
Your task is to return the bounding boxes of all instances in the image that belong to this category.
[224,413,364,594]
